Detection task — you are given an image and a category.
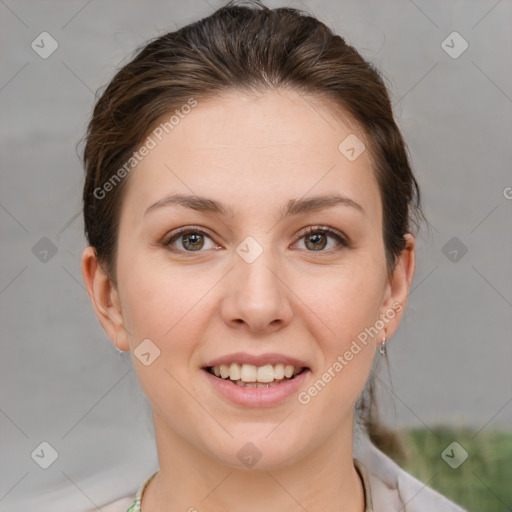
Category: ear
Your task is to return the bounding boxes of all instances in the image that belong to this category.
[380,233,416,339]
[81,246,130,352]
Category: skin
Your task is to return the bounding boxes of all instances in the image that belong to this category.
[82,88,415,512]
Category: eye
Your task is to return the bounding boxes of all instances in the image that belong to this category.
[163,227,219,253]
[162,225,349,255]
[294,226,349,252]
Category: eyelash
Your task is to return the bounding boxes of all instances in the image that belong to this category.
[162,225,349,255]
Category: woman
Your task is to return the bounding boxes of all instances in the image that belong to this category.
[81,1,467,510]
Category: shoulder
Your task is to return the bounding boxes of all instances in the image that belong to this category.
[353,431,467,512]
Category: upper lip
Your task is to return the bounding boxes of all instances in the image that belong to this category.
[203,352,310,369]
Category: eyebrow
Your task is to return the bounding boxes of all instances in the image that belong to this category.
[144,193,365,219]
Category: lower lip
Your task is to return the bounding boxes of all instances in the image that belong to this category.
[202,368,310,407]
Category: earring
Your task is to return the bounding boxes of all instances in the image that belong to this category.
[379,328,388,356]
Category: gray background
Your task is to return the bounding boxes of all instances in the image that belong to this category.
[1,0,511,510]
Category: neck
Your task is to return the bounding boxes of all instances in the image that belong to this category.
[142,410,365,512]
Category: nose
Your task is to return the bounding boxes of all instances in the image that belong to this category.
[220,241,293,334]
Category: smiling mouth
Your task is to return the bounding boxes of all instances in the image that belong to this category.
[205,364,308,388]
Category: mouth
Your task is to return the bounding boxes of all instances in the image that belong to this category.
[204,363,308,388]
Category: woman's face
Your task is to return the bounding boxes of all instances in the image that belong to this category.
[85,89,414,469]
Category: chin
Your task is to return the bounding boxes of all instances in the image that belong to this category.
[206,434,306,471]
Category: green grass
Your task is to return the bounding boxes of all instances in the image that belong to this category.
[380,427,512,512]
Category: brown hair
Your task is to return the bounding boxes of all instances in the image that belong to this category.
[82,0,424,454]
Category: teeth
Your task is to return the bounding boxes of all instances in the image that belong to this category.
[229,363,241,380]
[274,363,285,380]
[240,363,257,382]
[219,364,230,379]
[284,365,295,378]
[235,380,283,388]
[209,363,304,383]
[256,364,274,383]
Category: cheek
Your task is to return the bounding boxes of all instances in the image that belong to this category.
[118,264,212,409]
[118,255,218,356]
[300,260,384,386]
[293,271,381,426]
[303,260,385,338]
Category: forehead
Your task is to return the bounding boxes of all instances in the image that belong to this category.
[121,89,381,223]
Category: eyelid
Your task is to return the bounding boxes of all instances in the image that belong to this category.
[294,225,350,249]
[162,225,219,248]
[162,224,350,253]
